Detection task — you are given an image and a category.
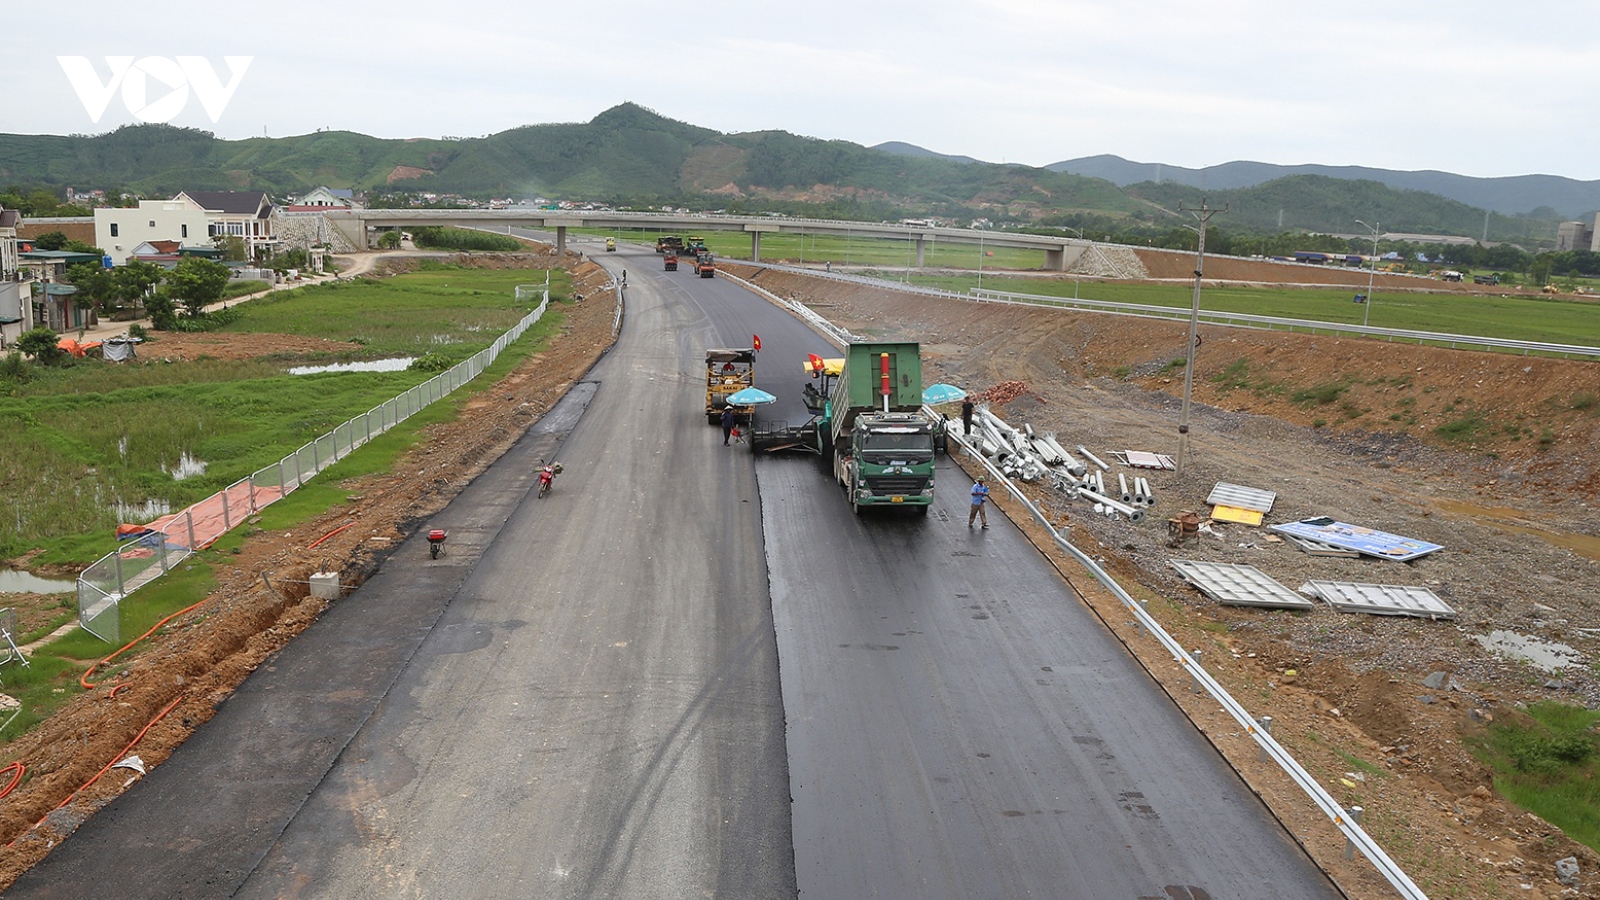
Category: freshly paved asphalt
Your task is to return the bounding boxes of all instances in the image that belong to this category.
[6,240,1341,899]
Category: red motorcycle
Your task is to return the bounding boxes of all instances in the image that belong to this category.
[537,461,563,499]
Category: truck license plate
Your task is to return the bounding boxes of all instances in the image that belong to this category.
[890,496,904,503]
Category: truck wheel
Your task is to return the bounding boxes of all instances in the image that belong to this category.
[916,505,929,516]
[851,493,861,515]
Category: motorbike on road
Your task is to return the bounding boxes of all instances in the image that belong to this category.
[537,461,563,499]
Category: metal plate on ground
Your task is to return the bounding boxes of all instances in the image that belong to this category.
[1211,504,1265,526]
[1287,535,1361,558]
[1270,518,1443,561]
[1170,560,1316,610]
[1206,482,1277,514]
[1123,450,1175,470]
[1300,580,1457,619]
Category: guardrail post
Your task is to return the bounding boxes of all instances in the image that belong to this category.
[114,546,125,597]
[1188,649,1203,693]
[312,440,320,476]
[1257,716,1273,762]
[221,489,233,531]
[186,510,198,551]
[1343,807,1364,860]
[248,474,258,513]
[277,459,286,492]
[1138,598,1150,634]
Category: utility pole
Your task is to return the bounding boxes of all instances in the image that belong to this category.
[1356,219,1380,328]
[1176,197,1226,476]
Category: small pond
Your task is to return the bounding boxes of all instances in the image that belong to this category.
[0,569,75,594]
[290,358,416,375]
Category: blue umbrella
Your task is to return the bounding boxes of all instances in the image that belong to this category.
[922,383,968,404]
[726,387,778,406]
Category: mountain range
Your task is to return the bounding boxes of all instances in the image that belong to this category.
[0,104,1588,242]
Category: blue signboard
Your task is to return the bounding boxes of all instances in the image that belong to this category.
[1270,517,1443,562]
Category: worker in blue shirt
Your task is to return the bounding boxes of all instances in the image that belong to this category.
[968,476,990,528]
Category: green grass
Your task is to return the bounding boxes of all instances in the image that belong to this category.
[0,265,567,565]
[899,274,1600,347]
[1469,701,1600,852]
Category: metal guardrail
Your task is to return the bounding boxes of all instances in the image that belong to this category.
[75,291,553,644]
[964,286,1600,360]
[741,259,1599,361]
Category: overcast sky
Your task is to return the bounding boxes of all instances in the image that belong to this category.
[7,0,1598,181]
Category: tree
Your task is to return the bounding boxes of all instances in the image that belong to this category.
[16,327,65,365]
[113,261,164,312]
[32,231,68,251]
[144,289,178,330]
[377,230,402,249]
[65,263,115,313]
[164,256,232,318]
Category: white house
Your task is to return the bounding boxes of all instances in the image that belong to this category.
[95,200,210,265]
[1,206,23,347]
[173,191,277,256]
[294,186,358,208]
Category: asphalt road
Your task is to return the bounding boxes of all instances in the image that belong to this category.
[7,239,1341,899]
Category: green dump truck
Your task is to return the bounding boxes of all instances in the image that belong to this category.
[825,342,937,514]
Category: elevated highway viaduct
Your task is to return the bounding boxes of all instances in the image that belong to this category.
[324,208,1092,270]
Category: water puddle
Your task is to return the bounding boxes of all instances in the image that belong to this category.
[290,357,416,375]
[0,569,75,594]
[165,451,208,481]
[1474,630,1584,672]
[1433,498,1600,562]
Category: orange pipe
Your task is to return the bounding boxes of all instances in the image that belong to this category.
[80,597,209,691]
[307,521,355,549]
[0,761,23,799]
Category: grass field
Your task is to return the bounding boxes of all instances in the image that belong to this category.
[0,264,568,565]
[901,274,1600,347]
[1469,700,1600,852]
[589,227,1600,346]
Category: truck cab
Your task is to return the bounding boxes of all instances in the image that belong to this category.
[605,238,617,252]
[835,412,936,515]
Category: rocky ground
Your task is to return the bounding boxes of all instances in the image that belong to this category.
[3,248,1598,897]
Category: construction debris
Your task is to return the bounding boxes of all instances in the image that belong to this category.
[1206,482,1277,514]
[1170,560,1317,610]
[1299,580,1457,620]
[974,380,1031,404]
[1271,517,1443,561]
[1119,450,1176,470]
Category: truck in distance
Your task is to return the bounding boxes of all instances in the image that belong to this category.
[656,235,683,254]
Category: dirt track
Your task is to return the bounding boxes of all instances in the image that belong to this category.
[4,250,1599,898]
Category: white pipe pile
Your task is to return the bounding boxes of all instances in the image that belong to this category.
[961,405,1150,523]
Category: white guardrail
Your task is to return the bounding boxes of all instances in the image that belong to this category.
[728,265,1428,898]
[743,260,1600,361]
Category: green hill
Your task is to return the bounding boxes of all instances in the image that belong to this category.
[0,103,1561,241]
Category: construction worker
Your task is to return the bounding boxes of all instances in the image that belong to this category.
[968,476,990,528]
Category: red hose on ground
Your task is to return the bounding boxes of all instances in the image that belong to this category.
[0,761,24,799]
[54,694,183,811]
[8,695,183,846]
[80,597,209,691]
[307,521,355,549]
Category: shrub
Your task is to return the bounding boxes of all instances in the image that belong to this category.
[409,226,522,252]
[16,327,64,365]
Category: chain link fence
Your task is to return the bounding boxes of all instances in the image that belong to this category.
[76,292,552,644]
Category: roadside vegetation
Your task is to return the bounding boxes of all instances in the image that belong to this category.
[1468,701,1600,851]
[408,226,523,252]
[0,265,567,566]
[0,264,572,741]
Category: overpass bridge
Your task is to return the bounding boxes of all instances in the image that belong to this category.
[323,209,1091,270]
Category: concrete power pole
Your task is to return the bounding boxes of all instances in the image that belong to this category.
[1175,197,1227,476]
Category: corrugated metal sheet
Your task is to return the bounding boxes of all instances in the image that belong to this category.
[1206,482,1277,513]
[1300,580,1457,620]
[1123,450,1175,470]
[1270,518,1443,561]
[1170,560,1316,610]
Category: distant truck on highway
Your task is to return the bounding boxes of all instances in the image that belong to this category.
[656,235,683,254]
[753,341,938,515]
